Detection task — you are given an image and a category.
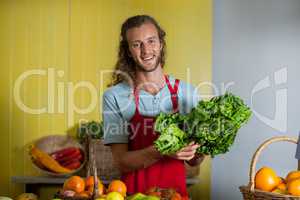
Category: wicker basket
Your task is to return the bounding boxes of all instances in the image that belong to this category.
[83,139,121,180]
[30,135,87,177]
[239,136,300,200]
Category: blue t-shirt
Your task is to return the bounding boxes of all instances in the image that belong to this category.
[102,76,200,145]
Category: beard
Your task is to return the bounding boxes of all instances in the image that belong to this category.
[135,54,162,72]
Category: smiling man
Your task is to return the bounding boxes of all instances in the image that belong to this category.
[102,15,204,197]
[126,24,162,73]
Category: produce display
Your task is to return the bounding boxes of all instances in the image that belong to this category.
[26,93,251,199]
[53,176,184,200]
[154,92,252,156]
[55,175,105,198]
[254,166,300,196]
[29,145,84,173]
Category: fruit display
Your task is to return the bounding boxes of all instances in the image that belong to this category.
[29,145,85,174]
[254,166,300,196]
[54,176,185,200]
[239,136,300,200]
[55,176,114,199]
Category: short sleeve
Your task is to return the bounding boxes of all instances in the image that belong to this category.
[179,82,201,114]
[102,91,129,145]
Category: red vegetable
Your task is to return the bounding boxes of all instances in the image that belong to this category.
[54,149,81,163]
[50,147,78,160]
[64,160,81,170]
[60,154,83,166]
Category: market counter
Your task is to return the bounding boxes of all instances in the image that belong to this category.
[11,176,200,194]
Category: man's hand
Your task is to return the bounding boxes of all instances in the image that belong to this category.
[169,142,200,161]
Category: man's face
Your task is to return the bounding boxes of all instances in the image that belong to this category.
[126,23,163,72]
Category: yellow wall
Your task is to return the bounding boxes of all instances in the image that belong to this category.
[0,0,212,199]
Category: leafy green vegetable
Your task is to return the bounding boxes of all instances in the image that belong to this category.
[154,124,188,155]
[154,112,187,133]
[190,93,251,156]
[154,92,252,157]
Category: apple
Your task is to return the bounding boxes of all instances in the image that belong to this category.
[126,193,148,200]
[106,192,124,200]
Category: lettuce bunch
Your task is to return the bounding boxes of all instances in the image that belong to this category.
[154,92,252,156]
[154,124,188,155]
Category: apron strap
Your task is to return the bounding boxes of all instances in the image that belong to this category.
[164,75,180,112]
[133,87,140,115]
[133,75,180,114]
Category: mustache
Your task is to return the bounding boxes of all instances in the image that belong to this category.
[136,55,161,72]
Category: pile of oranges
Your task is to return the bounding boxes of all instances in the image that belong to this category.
[255,166,300,196]
[61,175,126,199]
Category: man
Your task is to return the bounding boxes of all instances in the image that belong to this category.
[103,15,204,197]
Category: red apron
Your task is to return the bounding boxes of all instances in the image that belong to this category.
[121,75,188,197]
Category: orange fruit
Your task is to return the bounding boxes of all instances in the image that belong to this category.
[277,182,287,191]
[288,178,300,196]
[63,176,85,193]
[85,176,101,188]
[286,171,300,182]
[107,180,127,197]
[255,167,280,192]
[87,182,105,196]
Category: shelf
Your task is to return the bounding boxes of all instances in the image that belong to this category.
[11,175,199,192]
[11,175,111,185]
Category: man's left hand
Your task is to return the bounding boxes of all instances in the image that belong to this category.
[170,142,200,161]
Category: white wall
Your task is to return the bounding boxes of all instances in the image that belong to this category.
[212,0,300,199]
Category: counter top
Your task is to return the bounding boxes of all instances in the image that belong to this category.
[12,175,200,186]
